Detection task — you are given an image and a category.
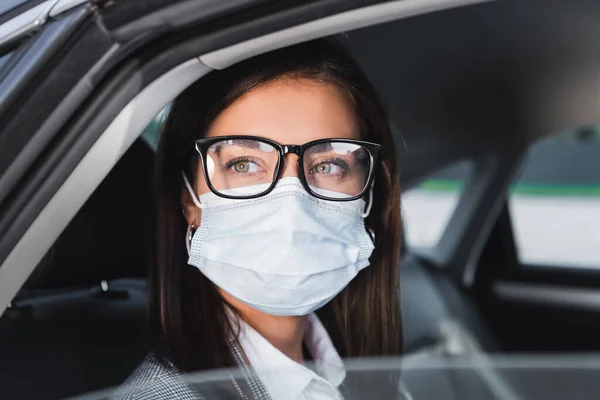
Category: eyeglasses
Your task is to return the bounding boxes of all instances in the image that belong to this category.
[193,136,382,201]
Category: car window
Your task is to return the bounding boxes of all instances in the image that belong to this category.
[509,128,600,268]
[402,160,473,248]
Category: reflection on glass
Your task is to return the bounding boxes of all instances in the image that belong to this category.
[303,142,369,198]
[65,355,600,400]
[207,139,279,194]
[201,138,373,199]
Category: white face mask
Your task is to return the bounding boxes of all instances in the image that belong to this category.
[183,176,375,316]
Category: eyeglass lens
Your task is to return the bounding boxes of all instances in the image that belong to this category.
[303,142,370,199]
[205,139,371,199]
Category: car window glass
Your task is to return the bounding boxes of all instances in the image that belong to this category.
[402,160,473,248]
[509,128,600,268]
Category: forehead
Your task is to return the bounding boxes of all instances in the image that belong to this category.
[205,78,360,144]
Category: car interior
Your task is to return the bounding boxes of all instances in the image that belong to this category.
[1,1,600,399]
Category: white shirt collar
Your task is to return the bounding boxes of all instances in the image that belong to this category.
[236,313,346,400]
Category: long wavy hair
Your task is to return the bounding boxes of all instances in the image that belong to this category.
[148,38,402,372]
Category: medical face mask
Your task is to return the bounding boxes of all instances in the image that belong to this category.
[183,176,375,316]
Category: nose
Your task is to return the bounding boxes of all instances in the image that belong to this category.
[280,154,300,178]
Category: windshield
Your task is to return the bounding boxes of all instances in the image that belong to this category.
[65,355,600,400]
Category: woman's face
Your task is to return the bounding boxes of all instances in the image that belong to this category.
[182,78,366,321]
[183,78,362,225]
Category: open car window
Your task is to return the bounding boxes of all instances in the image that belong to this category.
[402,160,473,249]
[509,128,600,269]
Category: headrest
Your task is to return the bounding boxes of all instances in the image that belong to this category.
[22,139,155,290]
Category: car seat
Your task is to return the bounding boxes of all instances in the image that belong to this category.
[0,139,154,400]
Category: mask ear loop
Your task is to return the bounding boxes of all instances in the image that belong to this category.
[362,180,374,219]
[181,171,204,209]
[182,171,202,256]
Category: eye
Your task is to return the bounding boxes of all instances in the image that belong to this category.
[231,159,260,173]
[312,162,343,175]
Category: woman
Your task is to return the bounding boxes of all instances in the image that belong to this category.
[118,37,403,399]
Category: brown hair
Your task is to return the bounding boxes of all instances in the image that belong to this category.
[149,38,402,372]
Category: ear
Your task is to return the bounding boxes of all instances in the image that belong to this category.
[181,185,201,228]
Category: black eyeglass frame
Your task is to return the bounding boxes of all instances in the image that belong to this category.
[193,135,383,201]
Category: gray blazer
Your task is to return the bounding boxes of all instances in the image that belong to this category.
[112,344,411,400]
[112,341,272,400]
